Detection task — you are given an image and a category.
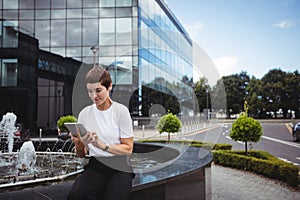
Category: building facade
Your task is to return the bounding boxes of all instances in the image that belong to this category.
[0,0,194,132]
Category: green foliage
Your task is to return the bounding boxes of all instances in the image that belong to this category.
[156,113,182,134]
[230,115,262,154]
[213,150,299,187]
[194,77,210,112]
[201,68,300,118]
[230,115,262,142]
[57,115,77,132]
[218,71,250,118]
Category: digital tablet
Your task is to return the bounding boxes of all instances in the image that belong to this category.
[64,122,87,137]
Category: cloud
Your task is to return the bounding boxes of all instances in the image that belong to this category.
[183,21,205,40]
[273,20,294,28]
[213,56,239,76]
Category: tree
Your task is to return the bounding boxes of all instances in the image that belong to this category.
[246,77,264,118]
[207,68,300,119]
[285,70,300,118]
[194,77,210,113]
[261,69,286,118]
[156,112,182,142]
[229,112,262,155]
[221,71,250,118]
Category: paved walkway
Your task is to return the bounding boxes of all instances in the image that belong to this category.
[211,164,300,200]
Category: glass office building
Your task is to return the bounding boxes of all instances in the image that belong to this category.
[0,0,194,131]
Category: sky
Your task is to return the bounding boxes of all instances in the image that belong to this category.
[165,0,300,79]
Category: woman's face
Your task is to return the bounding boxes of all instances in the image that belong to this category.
[87,82,111,106]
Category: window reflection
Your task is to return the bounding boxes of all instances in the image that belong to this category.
[116,7,132,17]
[19,21,34,35]
[1,59,18,87]
[67,0,82,8]
[50,48,66,57]
[51,20,66,46]
[67,20,82,46]
[35,0,50,9]
[66,47,81,58]
[20,0,34,9]
[99,56,115,66]
[2,21,18,47]
[83,8,98,18]
[100,18,115,45]
[116,18,131,32]
[116,45,132,56]
[100,46,115,56]
[99,8,115,18]
[116,0,131,7]
[35,20,50,47]
[36,10,50,19]
[3,10,18,19]
[67,9,82,19]
[107,57,132,85]
[3,0,18,9]
[100,0,115,7]
[51,10,66,19]
[83,19,99,46]
[83,0,99,8]
[51,0,66,9]
[20,10,34,19]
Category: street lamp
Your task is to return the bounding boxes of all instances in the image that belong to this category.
[90,46,99,67]
[206,87,209,119]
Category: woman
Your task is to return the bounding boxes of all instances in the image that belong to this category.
[67,66,134,200]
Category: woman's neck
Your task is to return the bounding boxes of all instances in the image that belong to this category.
[97,98,112,111]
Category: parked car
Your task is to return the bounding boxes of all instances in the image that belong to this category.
[292,122,300,141]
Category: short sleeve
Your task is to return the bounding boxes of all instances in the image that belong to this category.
[118,104,133,138]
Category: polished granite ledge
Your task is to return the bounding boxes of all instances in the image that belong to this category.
[0,143,213,200]
[130,144,213,200]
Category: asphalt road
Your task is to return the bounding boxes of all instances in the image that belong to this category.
[182,122,300,168]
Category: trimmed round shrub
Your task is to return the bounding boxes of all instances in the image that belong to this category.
[57,115,77,132]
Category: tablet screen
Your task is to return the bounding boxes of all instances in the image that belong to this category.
[64,122,87,137]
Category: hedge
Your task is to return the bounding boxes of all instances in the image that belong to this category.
[213,150,299,187]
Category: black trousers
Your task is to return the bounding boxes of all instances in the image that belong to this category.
[67,156,134,200]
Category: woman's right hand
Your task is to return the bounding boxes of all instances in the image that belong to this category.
[80,131,95,147]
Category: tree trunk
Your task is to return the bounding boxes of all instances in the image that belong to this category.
[245,141,248,155]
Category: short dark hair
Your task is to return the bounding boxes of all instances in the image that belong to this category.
[85,65,112,89]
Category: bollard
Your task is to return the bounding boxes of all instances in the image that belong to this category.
[142,125,145,138]
[39,128,42,143]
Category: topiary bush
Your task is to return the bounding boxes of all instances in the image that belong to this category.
[155,112,182,142]
[230,114,262,155]
[57,115,77,133]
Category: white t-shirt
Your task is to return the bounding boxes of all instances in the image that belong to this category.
[78,101,133,157]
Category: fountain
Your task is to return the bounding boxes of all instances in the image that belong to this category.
[16,141,36,173]
[0,112,213,199]
[0,112,86,192]
[0,112,17,153]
